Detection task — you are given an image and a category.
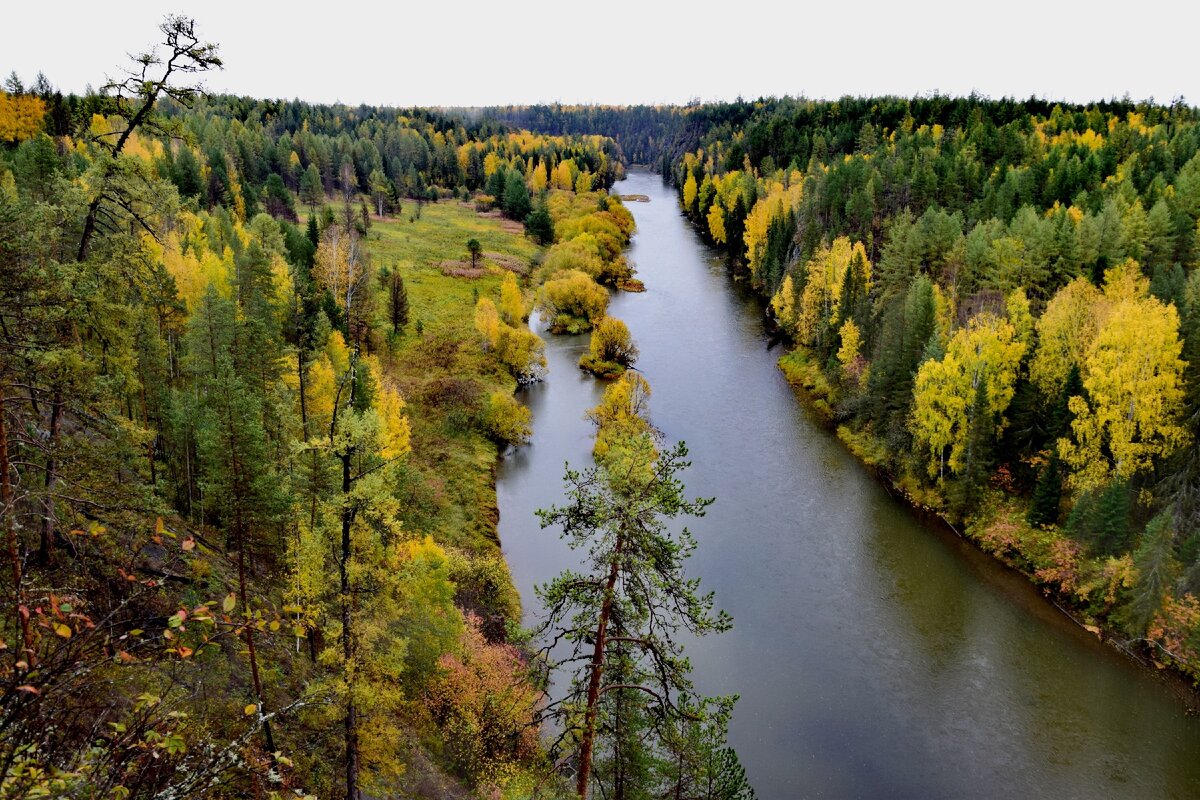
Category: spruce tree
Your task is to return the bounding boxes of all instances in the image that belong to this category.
[951,377,994,521]
[525,200,554,245]
[502,170,531,220]
[300,163,324,211]
[485,165,507,201]
[1126,512,1176,634]
[1028,453,1063,528]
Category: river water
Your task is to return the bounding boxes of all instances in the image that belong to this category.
[496,170,1200,799]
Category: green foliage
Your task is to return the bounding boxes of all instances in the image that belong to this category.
[0,36,621,794]
[1125,512,1177,635]
[501,170,531,220]
[1065,480,1133,556]
[524,201,554,244]
[1028,453,1064,528]
[535,431,737,798]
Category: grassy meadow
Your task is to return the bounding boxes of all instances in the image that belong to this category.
[361,200,540,606]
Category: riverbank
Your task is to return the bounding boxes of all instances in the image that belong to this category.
[500,169,1200,799]
[777,338,1200,704]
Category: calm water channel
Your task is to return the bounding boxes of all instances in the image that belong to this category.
[496,169,1200,799]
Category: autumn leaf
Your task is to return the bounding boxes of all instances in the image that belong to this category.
[54,623,72,639]
[244,704,257,716]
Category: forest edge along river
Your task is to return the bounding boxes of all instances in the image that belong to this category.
[497,170,1200,799]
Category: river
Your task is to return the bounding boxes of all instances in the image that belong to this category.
[496,169,1200,799]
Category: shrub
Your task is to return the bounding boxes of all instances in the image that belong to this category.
[482,390,532,446]
[536,236,603,282]
[424,614,541,784]
[538,269,608,334]
[579,316,638,377]
[495,324,547,382]
[498,272,527,326]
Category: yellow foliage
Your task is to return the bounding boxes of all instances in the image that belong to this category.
[474,298,501,350]
[537,270,609,332]
[837,319,862,369]
[770,274,798,334]
[325,330,351,376]
[530,161,548,193]
[307,355,338,427]
[483,152,501,178]
[911,315,1026,477]
[589,372,653,466]
[796,237,869,347]
[0,92,45,142]
[155,213,235,308]
[552,160,577,191]
[706,203,727,244]
[1060,293,1188,490]
[498,272,526,327]
[540,237,603,281]
[373,372,411,460]
[482,391,532,445]
[494,323,546,382]
[1005,288,1034,351]
[744,180,802,282]
[1030,277,1103,397]
[682,172,698,210]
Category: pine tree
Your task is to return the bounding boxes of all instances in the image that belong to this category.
[300,163,324,211]
[172,146,204,199]
[535,382,734,798]
[485,165,507,201]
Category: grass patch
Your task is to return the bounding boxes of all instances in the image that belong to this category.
[361,202,540,562]
[778,347,836,422]
[836,424,889,469]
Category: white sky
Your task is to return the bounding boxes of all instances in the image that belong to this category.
[4,1,1198,108]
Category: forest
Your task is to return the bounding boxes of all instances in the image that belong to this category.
[7,11,1200,800]
[0,16,745,800]
[642,95,1200,679]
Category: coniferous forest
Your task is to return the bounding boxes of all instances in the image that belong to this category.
[5,11,1200,800]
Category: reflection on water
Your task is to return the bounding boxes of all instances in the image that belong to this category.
[496,170,1200,799]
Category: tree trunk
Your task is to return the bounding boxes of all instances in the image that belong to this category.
[0,384,32,667]
[236,513,277,756]
[76,199,101,262]
[37,389,63,564]
[340,451,359,800]
[576,531,623,799]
